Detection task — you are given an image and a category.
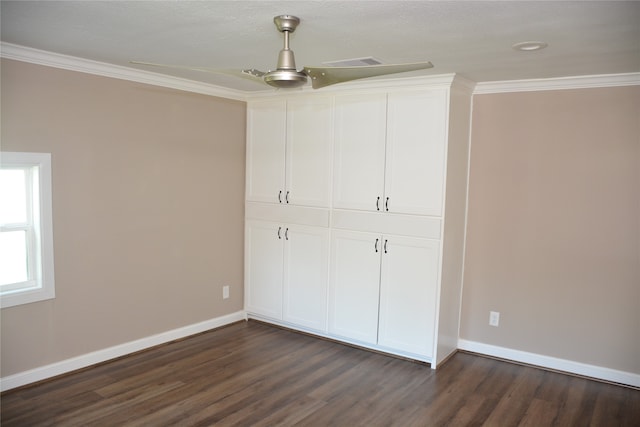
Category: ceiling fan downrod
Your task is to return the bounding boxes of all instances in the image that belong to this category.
[277,23,295,70]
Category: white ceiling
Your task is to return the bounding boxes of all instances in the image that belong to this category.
[1,1,639,92]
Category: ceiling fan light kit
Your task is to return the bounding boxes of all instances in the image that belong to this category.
[132,14,434,90]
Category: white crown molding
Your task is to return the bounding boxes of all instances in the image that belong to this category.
[3,43,636,100]
[0,43,459,100]
[0,42,249,101]
[0,311,247,392]
[474,72,640,94]
[458,339,640,389]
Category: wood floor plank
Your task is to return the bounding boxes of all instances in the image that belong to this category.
[551,376,590,426]
[590,381,637,427]
[2,320,639,427]
[443,393,489,426]
[517,397,560,427]
[480,366,546,426]
[54,381,186,427]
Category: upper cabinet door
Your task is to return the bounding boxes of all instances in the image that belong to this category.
[246,99,287,204]
[286,96,333,208]
[385,90,448,216]
[333,93,387,212]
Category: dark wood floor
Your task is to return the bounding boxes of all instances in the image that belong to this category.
[2,320,639,426]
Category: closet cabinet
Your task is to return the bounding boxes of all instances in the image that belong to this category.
[377,235,440,357]
[246,97,333,208]
[245,75,473,368]
[328,229,382,344]
[245,220,283,320]
[245,219,329,332]
[328,229,440,358]
[333,90,447,216]
[332,93,387,212]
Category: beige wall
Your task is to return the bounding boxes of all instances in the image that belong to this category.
[1,59,246,377]
[461,86,640,374]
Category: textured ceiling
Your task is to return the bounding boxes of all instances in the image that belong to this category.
[1,1,639,92]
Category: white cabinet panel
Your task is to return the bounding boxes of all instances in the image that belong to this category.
[245,202,329,228]
[378,236,440,357]
[328,229,382,344]
[286,97,333,208]
[333,93,387,211]
[283,225,329,331]
[245,221,284,319]
[331,209,442,239]
[247,97,332,207]
[246,220,330,331]
[246,100,286,204]
[329,230,439,358]
[332,89,448,216]
[385,90,447,216]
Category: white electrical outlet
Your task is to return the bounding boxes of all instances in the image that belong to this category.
[489,311,500,327]
[223,285,229,300]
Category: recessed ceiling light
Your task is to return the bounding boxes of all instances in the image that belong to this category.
[512,41,548,51]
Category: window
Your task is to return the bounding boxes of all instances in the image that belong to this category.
[1,152,55,308]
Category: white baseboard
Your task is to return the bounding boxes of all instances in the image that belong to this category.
[0,311,247,392]
[458,339,640,388]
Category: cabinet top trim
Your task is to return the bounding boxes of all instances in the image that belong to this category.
[246,74,474,100]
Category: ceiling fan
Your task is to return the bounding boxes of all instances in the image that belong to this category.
[132,15,434,90]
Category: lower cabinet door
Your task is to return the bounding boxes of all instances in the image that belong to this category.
[282,225,330,332]
[328,229,382,344]
[378,236,440,357]
[245,220,284,319]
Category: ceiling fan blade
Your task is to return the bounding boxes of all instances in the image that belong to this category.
[129,61,267,85]
[303,61,434,89]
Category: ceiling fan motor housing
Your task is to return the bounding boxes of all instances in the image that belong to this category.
[264,69,308,88]
[265,46,308,87]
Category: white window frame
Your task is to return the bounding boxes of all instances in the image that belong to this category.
[1,152,55,308]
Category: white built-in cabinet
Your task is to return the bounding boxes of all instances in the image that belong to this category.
[246,97,333,207]
[328,229,383,344]
[377,235,440,357]
[282,224,329,331]
[245,219,329,332]
[245,220,284,319]
[244,75,472,368]
[332,93,387,212]
[328,228,440,359]
[333,90,447,216]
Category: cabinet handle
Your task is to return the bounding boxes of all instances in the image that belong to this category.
[384,239,388,254]
[385,197,390,212]
[277,226,282,239]
[376,196,381,211]
[285,227,289,240]
[286,191,290,204]
[375,238,379,253]
[278,190,283,204]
